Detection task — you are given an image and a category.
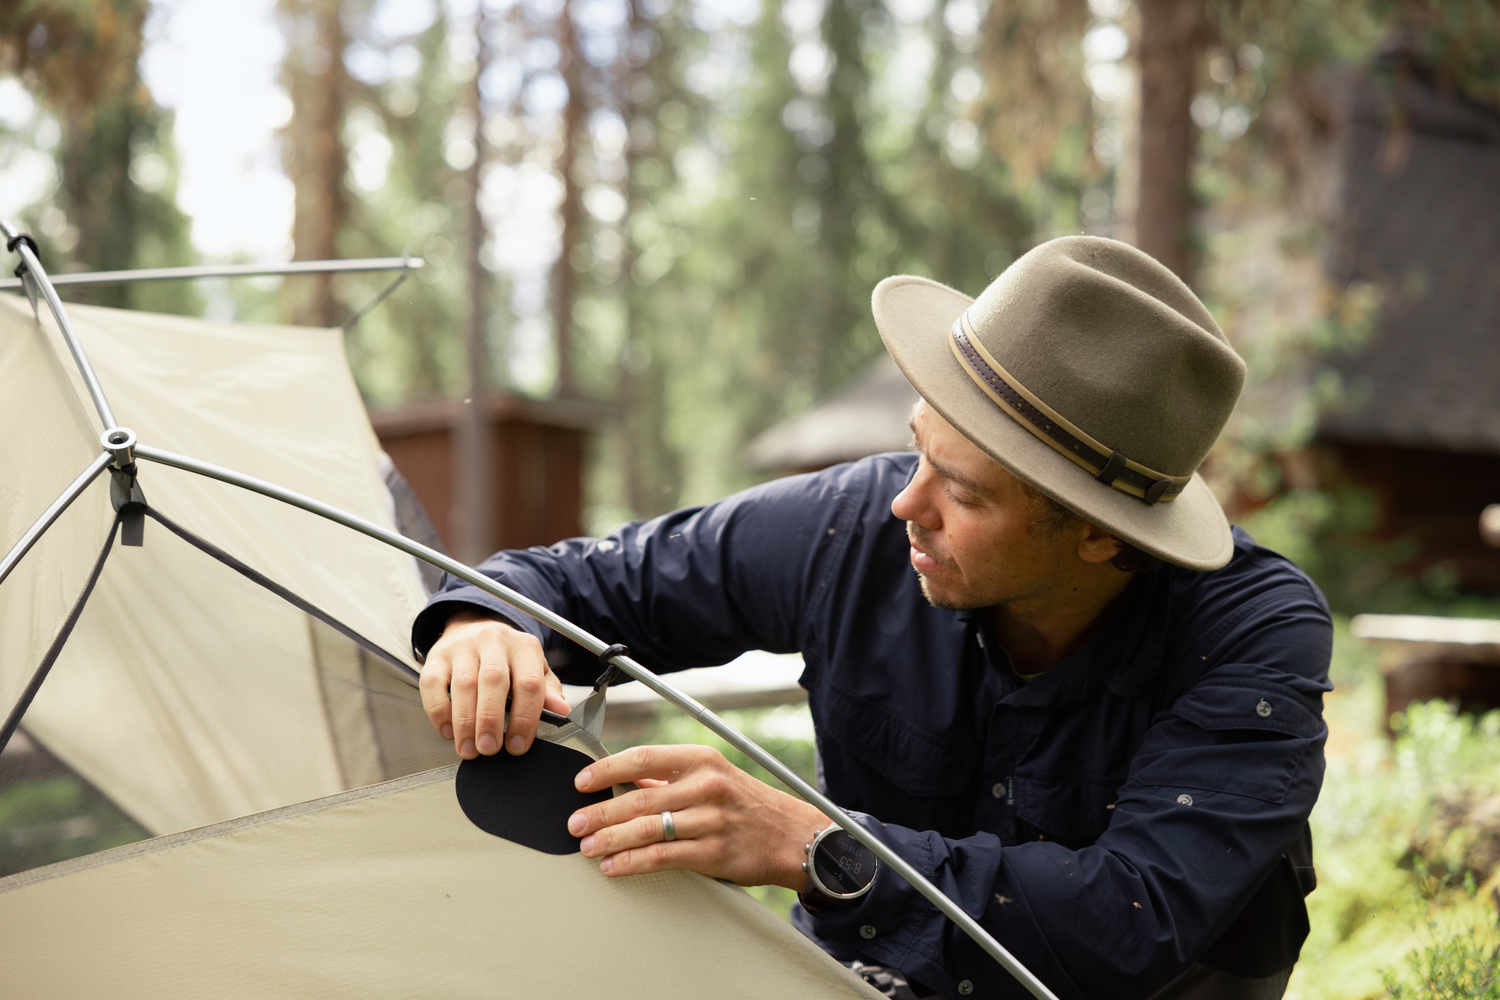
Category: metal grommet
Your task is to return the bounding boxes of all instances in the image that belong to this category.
[1256,699,1273,718]
[958,980,975,996]
[859,924,877,940]
[100,427,137,468]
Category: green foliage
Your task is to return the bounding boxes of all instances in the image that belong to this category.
[0,774,148,878]
[606,702,818,789]
[1292,699,1500,1000]
[1383,920,1500,1000]
[0,0,199,314]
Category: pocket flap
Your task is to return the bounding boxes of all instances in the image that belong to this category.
[1172,679,1322,740]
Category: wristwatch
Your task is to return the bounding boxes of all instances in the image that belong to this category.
[799,823,879,911]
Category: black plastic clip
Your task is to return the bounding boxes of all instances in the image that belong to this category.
[109,464,147,547]
[6,232,38,255]
[593,643,630,692]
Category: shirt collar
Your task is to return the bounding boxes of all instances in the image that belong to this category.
[962,565,1172,708]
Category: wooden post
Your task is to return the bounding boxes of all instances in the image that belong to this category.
[553,0,583,396]
[455,4,493,564]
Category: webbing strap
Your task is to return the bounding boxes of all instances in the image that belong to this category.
[0,515,121,758]
[142,508,415,679]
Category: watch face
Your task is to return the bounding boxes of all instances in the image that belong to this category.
[812,829,877,898]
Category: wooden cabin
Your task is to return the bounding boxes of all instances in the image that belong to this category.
[1317,58,1500,589]
[370,393,608,561]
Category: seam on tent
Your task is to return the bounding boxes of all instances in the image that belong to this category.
[0,764,461,894]
[142,507,418,682]
[0,514,121,757]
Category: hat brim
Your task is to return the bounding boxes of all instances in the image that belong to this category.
[873,275,1234,572]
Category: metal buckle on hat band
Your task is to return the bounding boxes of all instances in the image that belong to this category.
[948,320,1187,505]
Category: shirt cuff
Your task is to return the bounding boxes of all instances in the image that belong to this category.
[410,586,547,660]
[800,813,952,991]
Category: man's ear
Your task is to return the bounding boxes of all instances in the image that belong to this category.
[1076,523,1123,566]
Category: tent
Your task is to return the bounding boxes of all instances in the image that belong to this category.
[0,234,1053,999]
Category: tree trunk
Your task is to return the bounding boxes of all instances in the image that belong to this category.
[1134,0,1203,284]
[455,5,493,564]
[552,0,584,396]
[278,0,351,327]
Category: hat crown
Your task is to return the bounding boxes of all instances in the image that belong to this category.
[964,237,1244,478]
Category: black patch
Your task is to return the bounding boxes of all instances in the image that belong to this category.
[456,739,611,854]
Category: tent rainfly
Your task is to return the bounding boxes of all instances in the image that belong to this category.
[0,226,1056,999]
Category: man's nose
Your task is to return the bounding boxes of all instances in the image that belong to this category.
[891,473,941,530]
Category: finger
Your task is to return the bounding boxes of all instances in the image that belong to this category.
[502,633,551,755]
[471,627,512,757]
[576,744,716,793]
[579,807,707,859]
[447,640,483,758]
[598,838,722,878]
[418,652,454,739]
[543,673,570,717]
[568,781,664,837]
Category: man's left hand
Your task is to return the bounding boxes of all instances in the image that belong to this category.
[567,744,829,890]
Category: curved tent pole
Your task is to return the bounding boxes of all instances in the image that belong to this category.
[0,229,1058,999]
[0,221,119,430]
[0,451,113,589]
[133,443,1061,1000]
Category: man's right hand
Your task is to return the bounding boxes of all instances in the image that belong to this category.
[419,610,572,759]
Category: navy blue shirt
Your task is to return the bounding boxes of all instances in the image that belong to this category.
[413,454,1332,999]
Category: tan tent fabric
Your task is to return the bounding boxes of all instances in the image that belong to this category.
[0,765,882,999]
[0,296,446,837]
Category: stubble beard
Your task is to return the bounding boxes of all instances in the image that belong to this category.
[909,522,987,610]
[908,522,1044,612]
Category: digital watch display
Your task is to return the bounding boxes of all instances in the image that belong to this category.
[800,824,879,907]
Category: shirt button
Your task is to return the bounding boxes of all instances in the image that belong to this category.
[991,782,1005,799]
[1177,793,1194,806]
[859,924,877,939]
[1256,699,1273,718]
[958,980,975,995]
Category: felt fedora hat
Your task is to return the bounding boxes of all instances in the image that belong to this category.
[873,236,1245,571]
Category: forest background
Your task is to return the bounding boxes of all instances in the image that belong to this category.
[2,0,1500,997]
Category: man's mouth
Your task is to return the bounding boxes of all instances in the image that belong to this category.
[907,527,951,575]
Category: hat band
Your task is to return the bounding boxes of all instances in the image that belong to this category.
[949,316,1189,504]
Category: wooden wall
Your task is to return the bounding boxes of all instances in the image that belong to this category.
[370,395,605,556]
[1328,442,1500,590]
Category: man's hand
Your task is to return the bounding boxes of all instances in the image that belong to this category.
[419,610,572,759]
[567,744,829,890]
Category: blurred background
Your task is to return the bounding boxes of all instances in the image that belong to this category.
[1,0,1499,995]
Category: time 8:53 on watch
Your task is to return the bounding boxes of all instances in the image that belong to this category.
[799,823,880,911]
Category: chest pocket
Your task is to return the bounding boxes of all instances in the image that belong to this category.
[816,683,979,837]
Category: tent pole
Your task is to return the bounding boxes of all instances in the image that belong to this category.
[0,222,119,429]
[132,442,1060,1000]
[0,451,113,589]
[0,256,426,292]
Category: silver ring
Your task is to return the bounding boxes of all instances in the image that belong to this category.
[660,810,677,842]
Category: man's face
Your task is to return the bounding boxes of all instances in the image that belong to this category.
[891,401,1087,611]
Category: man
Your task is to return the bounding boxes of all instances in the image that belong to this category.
[415,237,1331,999]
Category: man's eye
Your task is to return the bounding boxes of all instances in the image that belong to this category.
[944,485,975,507]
